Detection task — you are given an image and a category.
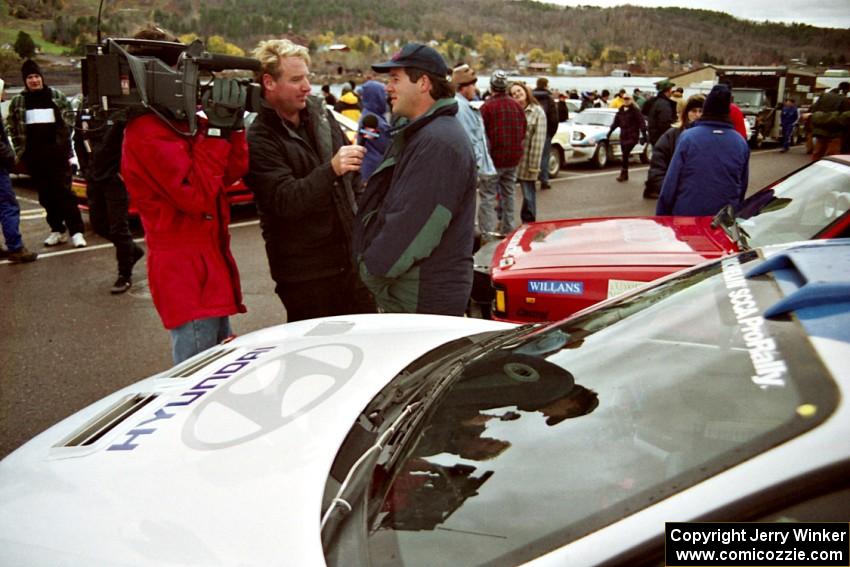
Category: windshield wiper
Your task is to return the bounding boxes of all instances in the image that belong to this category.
[321,323,539,551]
[321,400,424,533]
[361,324,538,430]
[711,203,751,251]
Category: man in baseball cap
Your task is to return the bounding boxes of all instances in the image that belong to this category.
[353,43,477,316]
[371,42,449,77]
[645,79,678,144]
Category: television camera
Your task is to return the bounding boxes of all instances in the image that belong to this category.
[81,37,262,136]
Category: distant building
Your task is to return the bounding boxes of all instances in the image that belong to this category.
[668,65,720,89]
[557,62,587,76]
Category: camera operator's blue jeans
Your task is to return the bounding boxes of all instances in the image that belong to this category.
[170,316,232,364]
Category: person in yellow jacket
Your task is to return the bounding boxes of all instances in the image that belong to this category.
[609,88,627,109]
[334,85,362,121]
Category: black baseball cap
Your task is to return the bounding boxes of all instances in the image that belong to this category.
[372,43,449,77]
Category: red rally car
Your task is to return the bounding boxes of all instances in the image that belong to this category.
[487,155,850,323]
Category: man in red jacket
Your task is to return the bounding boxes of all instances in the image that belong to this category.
[121,76,249,364]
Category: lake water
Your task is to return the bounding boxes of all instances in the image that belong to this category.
[322,74,670,99]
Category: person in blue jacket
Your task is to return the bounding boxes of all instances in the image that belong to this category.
[656,84,749,217]
[779,98,799,153]
[353,44,476,316]
[355,79,391,183]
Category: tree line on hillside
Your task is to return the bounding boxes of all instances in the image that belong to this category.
[4,0,850,71]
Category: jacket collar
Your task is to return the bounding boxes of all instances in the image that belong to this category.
[389,97,457,139]
[370,98,457,179]
[695,119,736,129]
[258,95,334,163]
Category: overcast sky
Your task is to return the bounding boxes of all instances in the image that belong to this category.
[546,0,850,29]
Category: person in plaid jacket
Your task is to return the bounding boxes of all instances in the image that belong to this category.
[510,82,547,223]
[479,70,526,236]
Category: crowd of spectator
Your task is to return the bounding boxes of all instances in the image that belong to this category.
[4,33,848,364]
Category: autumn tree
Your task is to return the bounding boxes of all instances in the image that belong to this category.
[438,39,466,64]
[14,31,37,59]
[479,33,508,67]
[545,50,564,72]
[0,48,21,77]
[527,48,545,62]
[349,35,378,56]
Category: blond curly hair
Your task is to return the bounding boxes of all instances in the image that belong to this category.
[252,39,310,80]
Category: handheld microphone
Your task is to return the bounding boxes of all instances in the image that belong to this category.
[359,114,380,140]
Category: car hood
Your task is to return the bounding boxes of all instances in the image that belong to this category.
[493,216,737,271]
[0,314,513,567]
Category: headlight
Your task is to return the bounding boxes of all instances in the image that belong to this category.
[571,131,586,142]
[499,255,515,269]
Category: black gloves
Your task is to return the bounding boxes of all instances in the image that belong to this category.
[202,78,246,133]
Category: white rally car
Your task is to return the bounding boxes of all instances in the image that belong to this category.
[2,240,849,566]
[566,107,651,169]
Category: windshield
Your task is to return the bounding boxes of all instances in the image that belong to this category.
[732,90,764,108]
[572,111,613,127]
[739,159,850,247]
[356,251,836,566]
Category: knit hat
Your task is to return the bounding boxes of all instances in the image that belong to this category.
[683,94,705,115]
[680,94,705,126]
[21,59,43,82]
[702,84,731,121]
[490,70,509,92]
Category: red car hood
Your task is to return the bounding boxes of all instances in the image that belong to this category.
[494,216,737,271]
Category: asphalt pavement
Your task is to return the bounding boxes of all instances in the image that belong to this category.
[0,146,811,459]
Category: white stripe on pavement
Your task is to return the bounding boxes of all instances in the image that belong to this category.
[20,211,46,220]
[0,219,260,265]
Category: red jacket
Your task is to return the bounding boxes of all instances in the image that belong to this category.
[121,114,248,329]
[729,104,748,140]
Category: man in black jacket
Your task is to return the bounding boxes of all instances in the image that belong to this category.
[246,39,375,321]
[643,80,678,145]
[75,114,145,293]
[532,77,559,189]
